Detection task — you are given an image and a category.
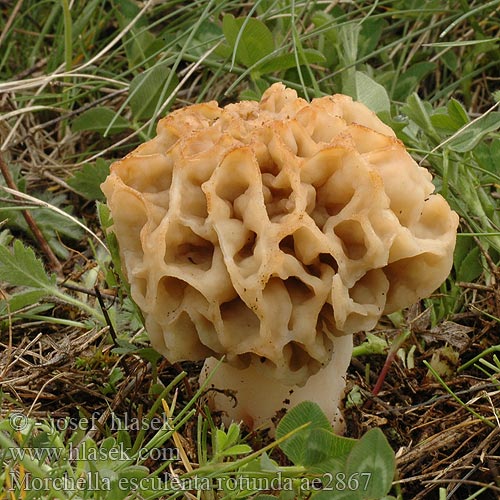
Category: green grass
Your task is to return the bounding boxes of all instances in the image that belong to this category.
[1,1,499,499]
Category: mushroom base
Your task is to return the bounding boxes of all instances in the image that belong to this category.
[200,335,353,434]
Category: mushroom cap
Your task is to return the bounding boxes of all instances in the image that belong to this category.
[101,83,458,386]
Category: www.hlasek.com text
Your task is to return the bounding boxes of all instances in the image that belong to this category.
[7,442,179,462]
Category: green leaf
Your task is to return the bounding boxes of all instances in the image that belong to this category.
[135,348,162,365]
[448,112,500,152]
[277,401,330,436]
[97,200,132,300]
[33,194,84,255]
[113,0,146,27]
[129,62,178,121]
[352,333,389,357]
[108,367,124,386]
[431,111,460,133]
[0,229,13,246]
[111,339,138,354]
[354,71,391,114]
[177,20,223,58]
[432,99,470,134]
[337,23,360,97]
[72,107,130,135]
[345,428,396,498]
[0,239,57,291]
[1,302,53,319]
[441,50,459,73]
[221,444,252,456]
[96,200,113,231]
[278,491,297,500]
[225,422,241,448]
[97,201,121,267]
[118,464,149,480]
[276,402,356,467]
[359,18,386,59]
[259,452,280,472]
[307,429,357,467]
[257,49,326,75]
[447,99,469,127]
[474,139,500,178]
[402,93,440,143]
[222,14,274,68]
[393,62,436,101]
[455,245,483,282]
[338,23,360,67]
[312,11,339,48]
[114,0,157,69]
[7,290,51,311]
[67,159,109,201]
[215,428,228,453]
[453,236,474,272]
[0,189,83,259]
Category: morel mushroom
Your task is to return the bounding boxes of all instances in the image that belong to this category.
[101,83,458,431]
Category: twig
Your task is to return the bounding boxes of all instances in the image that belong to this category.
[11,57,48,81]
[0,0,24,49]
[456,282,495,292]
[0,153,62,275]
[94,286,130,375]
[371,330,411,397]
[59,281,116,300]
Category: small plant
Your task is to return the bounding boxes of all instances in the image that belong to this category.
[1,397,396,499]
[273,402,396,500]
[0,239,105,328]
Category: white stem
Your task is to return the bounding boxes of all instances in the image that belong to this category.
[200,334,353,434]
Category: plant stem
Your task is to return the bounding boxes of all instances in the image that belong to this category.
[0,154,62,275]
